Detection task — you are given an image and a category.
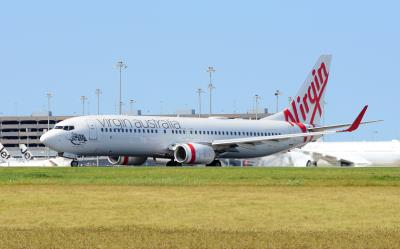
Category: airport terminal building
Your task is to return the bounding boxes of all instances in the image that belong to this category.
[0,115,71,157]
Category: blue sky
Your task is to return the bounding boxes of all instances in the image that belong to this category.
[0,0,399,141]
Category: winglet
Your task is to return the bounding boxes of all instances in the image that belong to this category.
[340,105,368,132]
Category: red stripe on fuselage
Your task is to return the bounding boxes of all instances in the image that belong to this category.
[122,156,129,165]
[187,143,196,164]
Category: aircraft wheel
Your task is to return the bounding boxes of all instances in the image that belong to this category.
[70,160,79,167]
[207,160,222,167]
[166,160,182,167]
[306,160,317,167]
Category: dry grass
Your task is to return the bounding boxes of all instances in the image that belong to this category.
[0,167,399,248]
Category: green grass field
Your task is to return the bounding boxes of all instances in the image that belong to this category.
[0,167,399,248]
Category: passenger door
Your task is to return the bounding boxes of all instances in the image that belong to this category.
[88,120,98,140]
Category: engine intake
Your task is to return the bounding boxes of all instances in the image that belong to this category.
[108,156,147,166]
[174,143,215,164]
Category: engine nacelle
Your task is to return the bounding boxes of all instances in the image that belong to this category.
[108,156,147,166]
[174,143,215,164]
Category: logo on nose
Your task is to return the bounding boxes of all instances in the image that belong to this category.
[68,133,87,146]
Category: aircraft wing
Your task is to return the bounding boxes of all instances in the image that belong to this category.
[212,105,369,148]
[309,120,382,132]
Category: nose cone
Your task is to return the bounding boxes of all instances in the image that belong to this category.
[40,132,50,146]
[40,131,58,149]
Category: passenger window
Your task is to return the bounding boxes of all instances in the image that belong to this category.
[195,131,197,134]
[164,130,166,134]
[142,129,146,133]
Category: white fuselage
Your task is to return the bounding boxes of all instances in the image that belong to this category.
[40,115,310,159]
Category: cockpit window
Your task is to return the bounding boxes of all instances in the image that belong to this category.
[56,126,75,131]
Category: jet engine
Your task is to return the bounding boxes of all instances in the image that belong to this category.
[174,143,215,164]
[108,156,147,166]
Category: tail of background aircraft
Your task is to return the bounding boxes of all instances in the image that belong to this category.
[19,144,34,160]
[0,143,11,160]
[264,55,332,126]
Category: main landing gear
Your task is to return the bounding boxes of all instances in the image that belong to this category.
[166,160,182,167]
[70,160,79,167]
[306,160,317,167]
[206,160,222,167]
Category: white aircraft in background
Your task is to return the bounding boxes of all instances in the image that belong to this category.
[40,55,378,166]
[302,140,400,166]
[255,140,400,167]
[0,143,71,167]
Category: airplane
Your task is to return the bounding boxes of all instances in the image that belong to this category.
[253,140,400,167]
[40,55,378,166]
[301,140,400,167]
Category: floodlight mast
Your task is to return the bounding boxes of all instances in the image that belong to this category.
[196,88,204,118]
[129,99,136,115]
[46,92,52,159]
[80,96,88,115]
[46,92,52,131]
[95,89,102,115]
[207,66,216,116]
[274,90,282,113]
[116,61,128,115]
[254,94,261,119]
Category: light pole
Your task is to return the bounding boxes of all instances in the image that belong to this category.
[46,93,52,131]
[95,88,102,115]
[207,66,216,116]
[129,99,136,115]
[274,90,282,113]
[80,96,88,115]
[254,94,261,119]
[116,61,128,115]
[46,92,52,159]
[26,128,29,148]
[196,88,204,118]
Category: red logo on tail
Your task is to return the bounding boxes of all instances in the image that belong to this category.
[284,62,329,126]
[284,62,329,142]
